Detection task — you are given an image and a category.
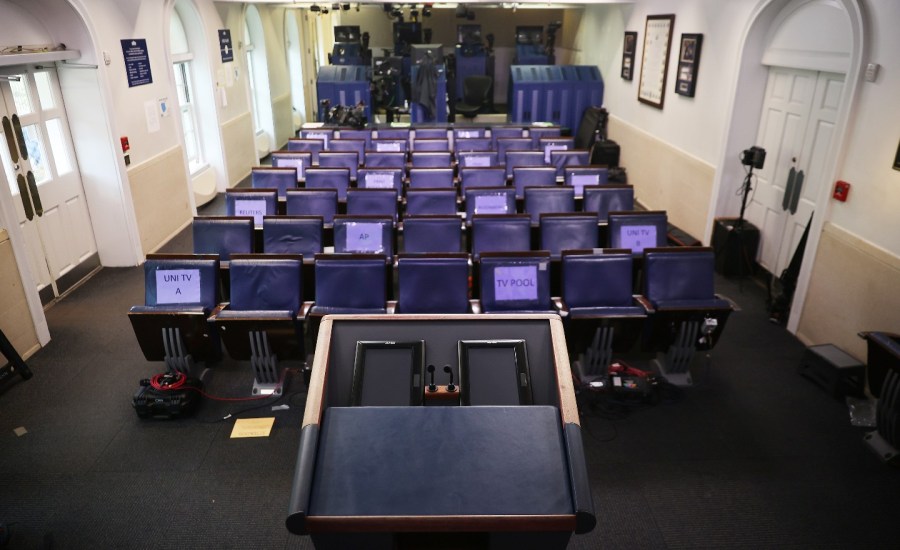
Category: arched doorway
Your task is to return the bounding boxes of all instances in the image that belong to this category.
[708,0,864,332]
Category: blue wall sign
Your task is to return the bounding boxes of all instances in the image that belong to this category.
[121,39,152,87]
[219,29,234,63]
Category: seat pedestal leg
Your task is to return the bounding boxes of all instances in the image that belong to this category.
[584,326,615,376]
[249,330,282,395]
[162,327,194,375]
[653,320,701,386]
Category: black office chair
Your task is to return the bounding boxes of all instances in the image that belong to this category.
[455,75,493,118]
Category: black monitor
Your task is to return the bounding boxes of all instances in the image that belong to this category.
[515,26,544,45]
[334,25,361,43]
[457,24,482,45]
[393,22,423,55]
[411,44,443,65]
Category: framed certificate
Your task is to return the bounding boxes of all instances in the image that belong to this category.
[621,31,637,80]
[675,33,703,97]
[637,14,675,109]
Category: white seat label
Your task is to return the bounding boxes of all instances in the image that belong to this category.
[346,222,384,253]
[494,266,538,301]
[571,174,600,196]
[376,142,401,152]
[545,143,568,163]
[156,269,201,304]
[235,199,266,226]
[365,172,396,189]
[620,225,657,253]
[465,155,491,167]
[474,194,509,214]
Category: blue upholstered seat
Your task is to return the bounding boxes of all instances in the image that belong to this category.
[364,151,406,169]
[210,255,305,393]
[271,151,312,183]
[409,167,454,188]
[262,216,323,256]
[525,186,575,224]
[333,215,394,256]
[464,187,516,221]
[305,167,351,200]
[357,168,403,191]
[396,254,470,313]
[285,189,338,224]
[328,139,366,166]
[528,126,562,148]
[299,128,333,148]
[337,128,372,150]
[414,127,449,140]
[128,254,222,369]
[454,137,492,153]
[550,150,591,178]
[460,167,507,192]
[371,139,408,154]
[318,151,359,180]
[490,126,525,149]
[478,251,554,313]
[583,185,634,222]
[405,189,459,217]
[505,150,545,179]
[412,138,450,152]
[402,216,463,253]
[453,127,487,140]
[512,166,557,198]
[607,211,668,254]
[287,138,325,162]
[496,137,531,163]
[311,254,388,314]
[346,189,399,220]
[565,167,609,197]
[457,151,498,169]
[251,167,297,199]
[375,128,410,141]
[539,137,575,163]
[410,151,452,168]
[561,252,645,318]
[192,216,254,260]
[540,214,598,259]
[471,214,532,259]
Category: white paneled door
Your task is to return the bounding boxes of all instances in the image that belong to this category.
[0,66,98,305]
[745,67,843,277]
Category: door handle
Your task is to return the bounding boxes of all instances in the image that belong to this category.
[2,116,18,163]
[789,170,804,214]
[782,167,796,211]
[11,114,28,161]
[16,174,33,221]
[26,171,43,217]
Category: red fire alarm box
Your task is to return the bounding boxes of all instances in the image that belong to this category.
[120,136,130,153]
[833,180,850,202]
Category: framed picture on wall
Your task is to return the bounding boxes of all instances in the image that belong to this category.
[637,14,675,109]
[675,33,703,97]
[621,31,637,80]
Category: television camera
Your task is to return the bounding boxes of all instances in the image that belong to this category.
[320,99,368,129]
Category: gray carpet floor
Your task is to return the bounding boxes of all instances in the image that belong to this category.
[1,215,898,549]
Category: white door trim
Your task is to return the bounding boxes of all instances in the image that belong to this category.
[706,0,865,333]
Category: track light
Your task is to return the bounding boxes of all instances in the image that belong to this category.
[341,3,351,10]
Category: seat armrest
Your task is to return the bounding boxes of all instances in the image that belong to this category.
[207,303,230,322]
[469,299,482,315]
[301,301,315,319]
[552,297,568,317]
[634,295,654,314]
[715,293,740,312]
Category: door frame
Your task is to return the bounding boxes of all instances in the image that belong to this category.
[706,0,865,333]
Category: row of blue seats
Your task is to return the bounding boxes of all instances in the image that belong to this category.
[128,248,734,392]
[193,210,669,261]
[227,183,634,225]
[293,125,562,155]
[267,149,595,186]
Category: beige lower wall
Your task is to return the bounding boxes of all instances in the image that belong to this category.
[796,223,900,361]
[127,146,193,255]
[0,230,39,359]
[223,112,256,188]
[273,93,294,151]
[608,116,716,242]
